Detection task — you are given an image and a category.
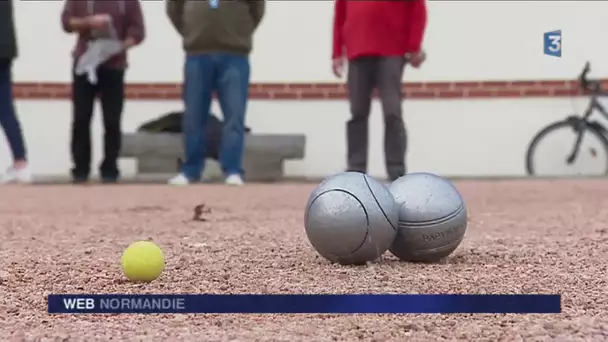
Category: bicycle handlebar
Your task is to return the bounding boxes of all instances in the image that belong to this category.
[579,61,601,93]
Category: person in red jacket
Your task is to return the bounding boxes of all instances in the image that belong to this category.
[332,0,427,181]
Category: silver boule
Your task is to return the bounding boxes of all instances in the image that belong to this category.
[304,172,398,265]
[389,172,467,262]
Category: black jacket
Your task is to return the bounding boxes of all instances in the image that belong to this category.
[0,0,17,60]
[138,111,251,161]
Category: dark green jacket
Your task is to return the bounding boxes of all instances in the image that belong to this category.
[0,0,18,60]
[166,0,265,56]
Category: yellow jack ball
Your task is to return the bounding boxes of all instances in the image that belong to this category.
[121,241,165,282]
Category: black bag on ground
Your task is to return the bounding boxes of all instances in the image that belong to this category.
[137,111,251,162]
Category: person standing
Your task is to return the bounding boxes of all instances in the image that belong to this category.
[166,0,265,186]
[332,0,428,181]
[61,0,145,184]
[0,0,32,184]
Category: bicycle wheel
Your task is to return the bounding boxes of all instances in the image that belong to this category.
[526,119,608,176]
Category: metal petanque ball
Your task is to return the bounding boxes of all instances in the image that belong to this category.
[388,172,467,262]
[304,172,398,265]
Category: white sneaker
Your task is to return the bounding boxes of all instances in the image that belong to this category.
[0,166,33,184]
[225,174,244,186]
[168,173,190,186]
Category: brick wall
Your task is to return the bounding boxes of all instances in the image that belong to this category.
[12,79,593,100]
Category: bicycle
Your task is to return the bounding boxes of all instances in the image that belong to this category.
[525,62,608,176]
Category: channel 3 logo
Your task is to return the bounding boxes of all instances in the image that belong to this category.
[544,30,562,57]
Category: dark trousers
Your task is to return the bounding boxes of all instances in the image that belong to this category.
[71,66,125,180]
[0,58,26,162]
[347,56,407,180]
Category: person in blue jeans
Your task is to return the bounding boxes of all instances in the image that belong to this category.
[166,0,265,186]
[0,0,32,184]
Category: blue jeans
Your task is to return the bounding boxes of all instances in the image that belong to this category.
[0,59,26,162]
[181,53,250,181]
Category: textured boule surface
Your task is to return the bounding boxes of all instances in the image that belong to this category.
[389,173,468,261]
[305,172,397,264]
[0,180,606,341]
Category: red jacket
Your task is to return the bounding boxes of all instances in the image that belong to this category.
[332,0,427,60]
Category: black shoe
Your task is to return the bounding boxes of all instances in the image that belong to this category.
[99,172,119,184]
[346,169,367,174]
[71,167,89,184]
[100,176,118,184]
[388,170,406,182]
[72,176,89,184]
[99,165,119,183]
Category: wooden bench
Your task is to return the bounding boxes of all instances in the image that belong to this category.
[120,133,306,182]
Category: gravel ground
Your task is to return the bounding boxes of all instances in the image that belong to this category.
[0,180,607,341]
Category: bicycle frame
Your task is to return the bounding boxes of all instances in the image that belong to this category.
[567,94,608,163]
[582,94,608,120]
[528,62,608,170]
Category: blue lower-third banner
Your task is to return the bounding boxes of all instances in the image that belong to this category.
[47,294,561,314]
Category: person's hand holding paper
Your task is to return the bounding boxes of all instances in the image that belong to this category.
[74,17,123,84]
